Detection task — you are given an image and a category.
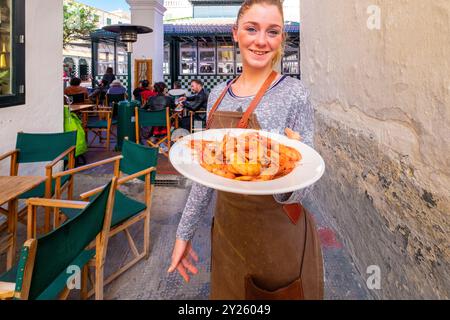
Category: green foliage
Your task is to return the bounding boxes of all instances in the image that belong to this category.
[63,0,99,48]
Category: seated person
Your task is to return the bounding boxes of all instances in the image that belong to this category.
[140,83,157,104]
[143,82,175,137]
[107,80,127,96]
[178,79,208,130]
[143,82,175,111]
[88,79,108,104]
[64,77,88,101]
[168,81,186,104]
[133,79,154,102]
[172,81,182,90]
[178,79,208,113]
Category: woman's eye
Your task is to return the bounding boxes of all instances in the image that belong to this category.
[268,30,281,37]
[246,27,257,33]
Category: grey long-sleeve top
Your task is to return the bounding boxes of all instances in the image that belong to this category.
[176,76,315,241]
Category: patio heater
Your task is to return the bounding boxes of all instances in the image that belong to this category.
[102,24,153,100]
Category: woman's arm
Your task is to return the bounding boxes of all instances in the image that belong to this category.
[274,89,315,204]
[176,182,215,241]
[175,82,226,240]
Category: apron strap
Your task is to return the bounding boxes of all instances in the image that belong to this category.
[206,70,278,129]
[206,78,238,129]
[237,70,277,128]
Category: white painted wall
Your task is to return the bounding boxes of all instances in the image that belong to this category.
[0,0,64,176]
[127,0,166,84]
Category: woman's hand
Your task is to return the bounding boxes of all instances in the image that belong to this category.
[167,239,199,282]
[285,128,302,141]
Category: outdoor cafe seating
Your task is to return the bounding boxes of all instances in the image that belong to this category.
[0,129,158,300]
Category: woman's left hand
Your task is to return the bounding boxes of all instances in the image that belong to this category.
[285,128,302,141]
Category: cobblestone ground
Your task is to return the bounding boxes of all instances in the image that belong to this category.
[67,173,372,300]
[0,156,373,300]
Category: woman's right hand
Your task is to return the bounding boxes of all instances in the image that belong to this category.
[167,239,199,282]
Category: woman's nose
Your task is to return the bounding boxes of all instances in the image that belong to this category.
[255,31,268,46]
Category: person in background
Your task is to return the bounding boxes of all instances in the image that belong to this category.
[172,81,182,90]
[102,67,116,87]
[88,79,108,104]
[140,82,157,104]
[141,82,174,145]
[178,79,208,113]
[107,80,127,96]
[178,79,209,130]
[133,79,152,102]
[64,77,88,100]
[144,82,175,111]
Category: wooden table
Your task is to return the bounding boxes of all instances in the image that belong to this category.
[69,103,95,112]
[0,176,46,269]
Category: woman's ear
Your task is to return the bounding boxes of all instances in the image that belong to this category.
[232,24,239,43]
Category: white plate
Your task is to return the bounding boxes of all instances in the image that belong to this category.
[169,129,326,195]
[168,89,187,96]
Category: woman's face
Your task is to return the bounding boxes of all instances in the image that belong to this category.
[233,4,283,71]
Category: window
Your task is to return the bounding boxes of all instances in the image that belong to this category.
[235,46,243,74]
[180,42,197,75]
[106,18,112,25]
[198,42,215,74]
[0,0,25,108]
[282,45,300,75]
[97,42,114,76]
[116,45,128,75]
[163,42,170,75]
[217,43,234,75]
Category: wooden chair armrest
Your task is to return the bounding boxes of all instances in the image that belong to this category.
[118,167,156,185]
[45,146,76,169]
[80,186,104,200]
[0,149,19,162]
[53,155,123,178]
[26,198,88,210]
[0,282,15,300]
[80,167,156,199]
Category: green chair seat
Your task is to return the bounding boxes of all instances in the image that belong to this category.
[36,249,95,300]
[87,119,118,129]
[19,175,71,199]
[61,190,146,228]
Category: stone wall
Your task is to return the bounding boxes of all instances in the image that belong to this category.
[300,0,449,299]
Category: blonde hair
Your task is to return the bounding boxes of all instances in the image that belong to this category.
[235,0,286,66]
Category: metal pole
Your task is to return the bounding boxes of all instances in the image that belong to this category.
[127,51,132,101]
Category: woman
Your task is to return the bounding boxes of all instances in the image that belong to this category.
[142,82,174,138]
[133,79,153,102]
[102,67,116,87]
[64,77,88,101]
[107,79,127,95]
[168,0,324,300]
[144,82,175,111]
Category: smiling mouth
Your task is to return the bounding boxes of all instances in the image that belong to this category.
[249,49,270,56]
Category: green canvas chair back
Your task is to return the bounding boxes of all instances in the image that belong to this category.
[18,181,113,300]
[137,108,167,127]
[107,93,126,117]
[120,138,158,184]
[107,93,125,105]
[15,131,77,163]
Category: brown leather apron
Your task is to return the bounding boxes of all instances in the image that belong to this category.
[208,71,324,300]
